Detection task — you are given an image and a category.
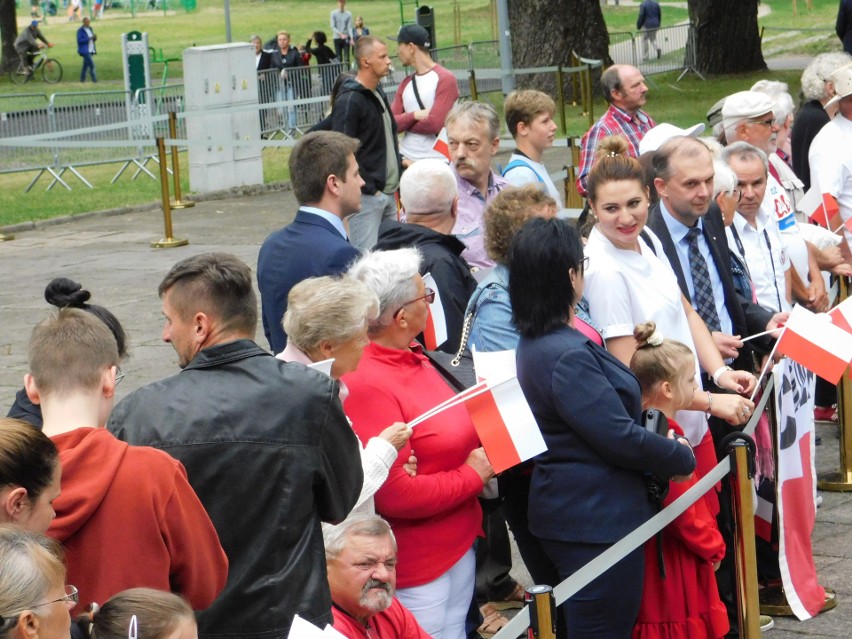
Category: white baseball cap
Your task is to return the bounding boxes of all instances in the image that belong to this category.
[639,122,706,155]
[826,64,852,108]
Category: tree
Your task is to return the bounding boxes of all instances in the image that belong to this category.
[508,0,610,97]
[0,0,19,72]
[687,0,766,74]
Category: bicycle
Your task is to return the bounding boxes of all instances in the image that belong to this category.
[10,46,63,85]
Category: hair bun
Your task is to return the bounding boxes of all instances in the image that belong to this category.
[44,278,91,308]
[633,321,662,348]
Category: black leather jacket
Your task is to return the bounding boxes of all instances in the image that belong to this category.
[108,339,363,638]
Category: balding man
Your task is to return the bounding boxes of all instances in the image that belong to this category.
[577,64,656,196]
[375,158,477,354]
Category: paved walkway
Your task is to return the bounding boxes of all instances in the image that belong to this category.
[1,184,851,637]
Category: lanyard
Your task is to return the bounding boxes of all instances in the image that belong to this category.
[730,223,783,311]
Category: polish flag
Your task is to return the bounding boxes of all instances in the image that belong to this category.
[776,305,852,384]
[471,348,516,383]
[464,376,547,473]
[421,273,447,350]
[829,296,852,334]
[433,128,451,161]
[798,187,841,231]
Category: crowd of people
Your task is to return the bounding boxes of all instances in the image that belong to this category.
[4,25,852,639]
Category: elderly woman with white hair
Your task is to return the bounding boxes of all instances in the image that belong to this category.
[342,248,495,639]
[0,526,74,639]
[278,276,414,521]
[792,51,852,190]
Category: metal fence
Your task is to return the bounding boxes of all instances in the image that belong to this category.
[608,23,692,77]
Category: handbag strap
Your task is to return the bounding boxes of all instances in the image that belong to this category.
[451,280,504,366]
[410,73,426,110]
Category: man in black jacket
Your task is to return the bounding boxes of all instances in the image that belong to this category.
[108,252,363,638]
[332,35,401,251]
[375,158,476,354]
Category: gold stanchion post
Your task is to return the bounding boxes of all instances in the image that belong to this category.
[728,442,761,638]
[525,586,557,639]
[151,137,189,249]
[168,111,194,210]
[556,65,566,136]
[819,275,852,490]
[570,52,579,107]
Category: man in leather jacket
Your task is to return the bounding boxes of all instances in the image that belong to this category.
[108,252,363,638]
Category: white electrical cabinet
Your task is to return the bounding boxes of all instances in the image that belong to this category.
[183,43,263,193]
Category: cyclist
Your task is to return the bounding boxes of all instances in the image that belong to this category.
[14,20,52,74]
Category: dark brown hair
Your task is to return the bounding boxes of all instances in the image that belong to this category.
[0,419,59,505]
[586,135,645,203]
[78,588,194,639]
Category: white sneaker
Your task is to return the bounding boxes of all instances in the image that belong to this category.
[760,614,774,631]
[816,494,824,508]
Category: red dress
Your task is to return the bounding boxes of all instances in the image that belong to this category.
[632,419,729,639]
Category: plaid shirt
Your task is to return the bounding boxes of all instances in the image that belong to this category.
[576,105,656,197]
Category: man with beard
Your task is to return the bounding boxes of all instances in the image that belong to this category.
[445,101,508,270]
[326,515,431,638]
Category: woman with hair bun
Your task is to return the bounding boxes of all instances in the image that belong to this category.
[582,135,756,512]
[511,217,696,639]
[7,278,127,428]
[0,418,60,534]
[629,322,728,639]
[75,589,196,639]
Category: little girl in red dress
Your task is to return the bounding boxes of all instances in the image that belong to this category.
[630,321,729,639]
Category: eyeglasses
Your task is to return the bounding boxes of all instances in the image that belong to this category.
[32,585,79,610]
[115,366,125,386]
[580,256,589,272]
[749,118,774,128]
[730,188,743,202]
[393,288,435,318]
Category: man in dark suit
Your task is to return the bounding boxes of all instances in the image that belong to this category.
[257,131,363,353]
[647,135,785,637]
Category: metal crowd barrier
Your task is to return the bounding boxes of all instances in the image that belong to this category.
[608,24,693,78]
[0,94,52,177]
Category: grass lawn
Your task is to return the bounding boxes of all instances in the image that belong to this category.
[0,0,839,226]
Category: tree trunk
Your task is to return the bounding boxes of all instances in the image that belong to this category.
[0,0,19,72]
[509,0,610,98]
[687,0,766,74]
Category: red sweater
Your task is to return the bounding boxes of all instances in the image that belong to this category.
[342,342,483,588]
[331,599,432,638]
[48,428,228,613]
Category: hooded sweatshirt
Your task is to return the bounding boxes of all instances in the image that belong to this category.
[48,428,227,612]
[375,219,477,354]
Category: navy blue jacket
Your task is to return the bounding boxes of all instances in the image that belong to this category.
[517,325,695,543]
[257,210,360,353]
[637,0,661,29]
[838,0,852,54]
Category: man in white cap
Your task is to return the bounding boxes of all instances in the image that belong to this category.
[577,64,655,196]
[722,90,828,312]
[638,122,704,155]
[809,64,852,256]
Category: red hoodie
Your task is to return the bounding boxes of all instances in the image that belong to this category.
[47,428,228,612]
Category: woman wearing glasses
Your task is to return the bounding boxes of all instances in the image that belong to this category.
[510,217,696,639]
[343,248,494,639]
[0,526,75,639]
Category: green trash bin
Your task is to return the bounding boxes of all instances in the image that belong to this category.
[181,0,195,11]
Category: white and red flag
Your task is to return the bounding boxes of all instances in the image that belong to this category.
[433,128,450,160]
[775,305,852,384]
[471,347,516,384]
[409,375,547,474]
[798,187,841,231]
[421,273,448,350]
[829,295,852,334]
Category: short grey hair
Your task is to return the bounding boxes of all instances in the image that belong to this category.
[712,161,737,198]
[445,101,500,141]
[600,65,624,104]
[801,52,852,101]
[283,276,379,353]
[750,80,795,123]
[722,141,769,175]
[347,249,422,334]
[324,514,397,558]
[0,527,66,631]
[400,159,458,216]
[250,34,261,43]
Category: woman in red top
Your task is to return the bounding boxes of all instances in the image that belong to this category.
[343,248,495,639]
[630,322,729,639]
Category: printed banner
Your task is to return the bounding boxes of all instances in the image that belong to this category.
[773,360,825,620]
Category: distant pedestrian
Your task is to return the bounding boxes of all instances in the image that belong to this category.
[837,0,852,54]
[331,0,354,65]
[77,16,97,82]
[637,0,662,61]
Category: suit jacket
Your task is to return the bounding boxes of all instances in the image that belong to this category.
[647,202,774,370]
[257,210,361,353]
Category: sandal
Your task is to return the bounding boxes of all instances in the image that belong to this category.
[490,582,526,610]
[477,603,510,639]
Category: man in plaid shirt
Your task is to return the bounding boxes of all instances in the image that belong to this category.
[576,64,656,197]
